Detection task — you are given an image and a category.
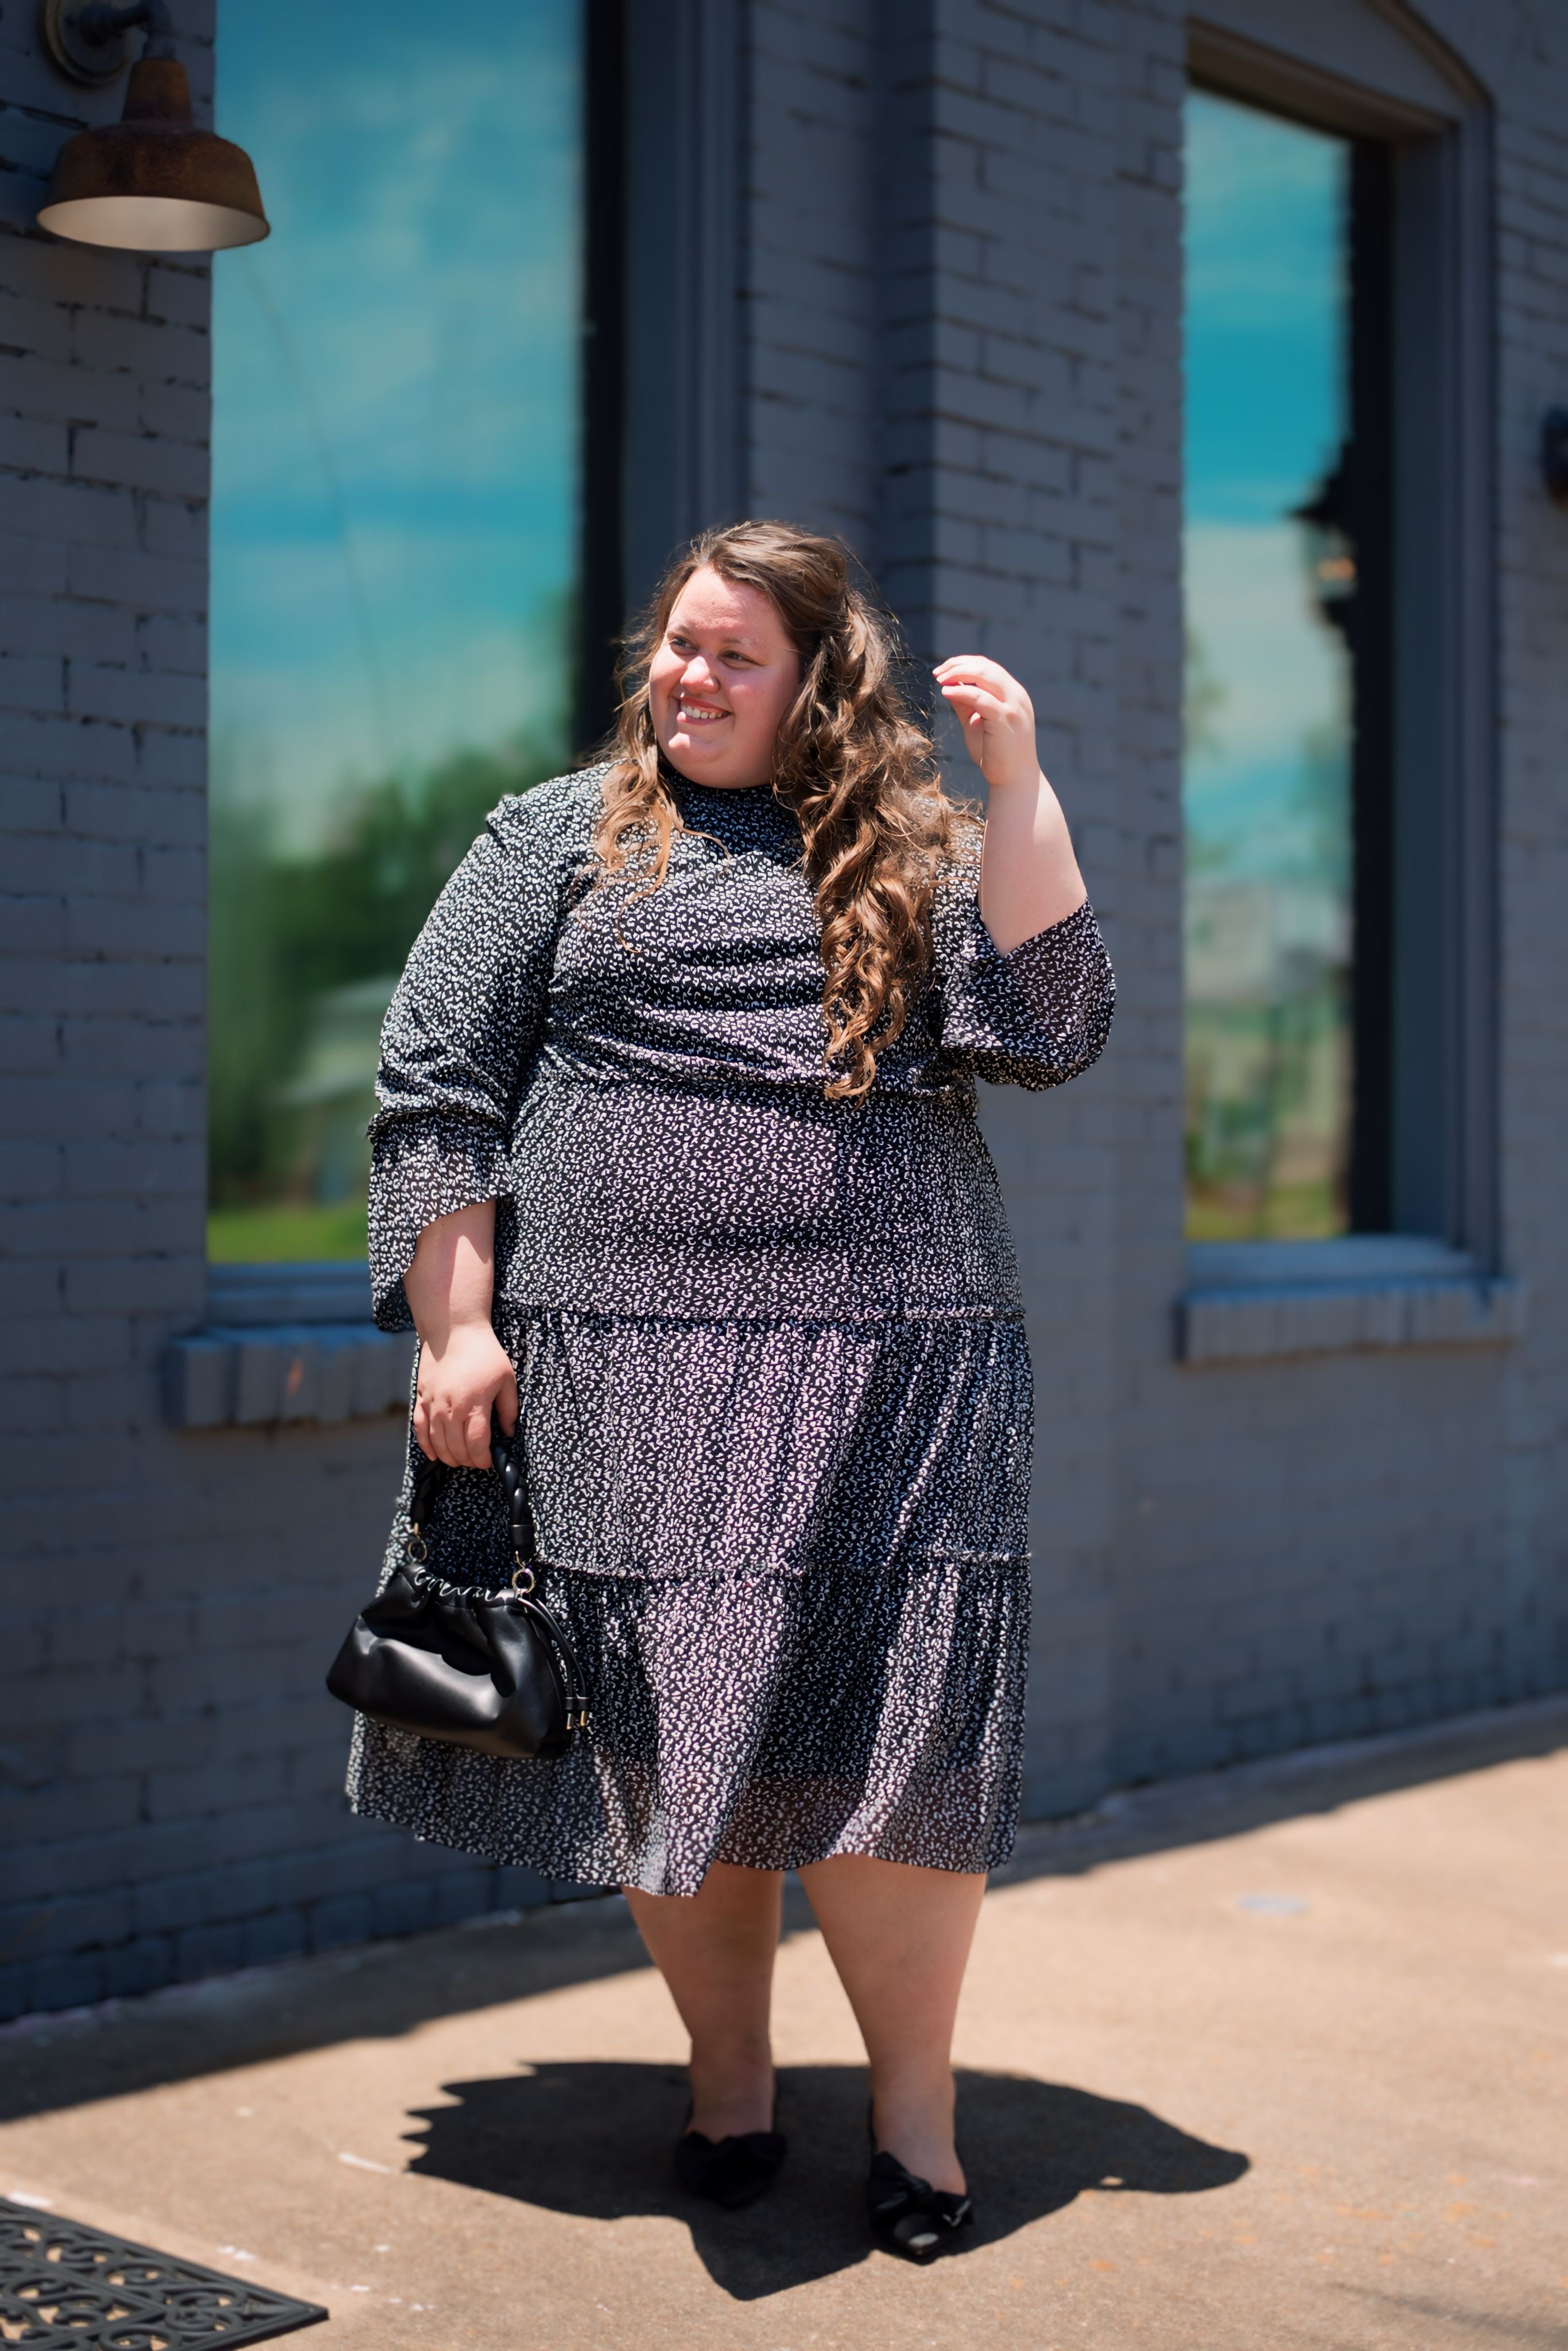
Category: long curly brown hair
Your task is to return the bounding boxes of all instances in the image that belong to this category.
[593,519,976,1101]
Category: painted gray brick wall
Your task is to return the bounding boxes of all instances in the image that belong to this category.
[0,4,554,2025]
[1099,0,1568,1786]
[741,0,1568,1809]
[1490,0,1568,1716]
[744,0,1136,1809]
[2,0,1565,2020]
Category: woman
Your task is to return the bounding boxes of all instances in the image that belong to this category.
[348,520,1113,2257]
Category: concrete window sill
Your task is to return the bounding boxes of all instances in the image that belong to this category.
[1175,1237,1526,1366]
[164,1262,414,1429]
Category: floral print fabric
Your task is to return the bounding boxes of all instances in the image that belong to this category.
[347,767,1113,1893]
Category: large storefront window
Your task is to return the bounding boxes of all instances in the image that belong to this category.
[1182,90,1381,1243]
[208,0,584,1263]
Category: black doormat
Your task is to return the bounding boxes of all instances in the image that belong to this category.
[0,2198,328,2348]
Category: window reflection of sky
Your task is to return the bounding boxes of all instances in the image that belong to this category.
[211,0,581,847]
[1184,92,1348,880]
[1183,91,1354,1240]
[1185,95,1344,526]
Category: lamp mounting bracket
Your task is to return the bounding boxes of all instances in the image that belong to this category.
[40,0,175,85]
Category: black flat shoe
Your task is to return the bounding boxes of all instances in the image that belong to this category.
[674,2101,786,2210]
[866,2126,975,2263]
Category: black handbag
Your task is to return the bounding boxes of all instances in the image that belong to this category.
[327,1424,589,1759]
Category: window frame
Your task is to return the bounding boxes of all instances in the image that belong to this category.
[619,0,745,609]
[1184,12,1499,1279]
[201,0,626,1326]
[192,0,738,1366]
[576,0,629,746]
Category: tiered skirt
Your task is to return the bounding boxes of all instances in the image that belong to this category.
[346,1303,1033,1896]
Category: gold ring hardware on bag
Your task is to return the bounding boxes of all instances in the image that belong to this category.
[511,1562,536,1595]
[406,1530,428,1564]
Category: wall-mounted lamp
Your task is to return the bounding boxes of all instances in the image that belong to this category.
[36,0,268,253]
[1543,409,1568,507]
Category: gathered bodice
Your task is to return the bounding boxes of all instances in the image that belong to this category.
[366,767,1115,1328]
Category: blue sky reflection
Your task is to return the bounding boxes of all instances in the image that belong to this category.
[211,0,583,846]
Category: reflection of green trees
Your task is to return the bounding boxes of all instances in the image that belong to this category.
[1183,626,1226,765]
[1290,717,1350,893]
[1183,973,1350,1240]
[208,734,561,1207]
[1182,697,1353,1242]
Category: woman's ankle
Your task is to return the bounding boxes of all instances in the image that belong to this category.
[686,2042,775,2140]
[870,2076,964,2195]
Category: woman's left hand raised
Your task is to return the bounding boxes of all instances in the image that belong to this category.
[939,654,1087,952]
[934,655,1040,794]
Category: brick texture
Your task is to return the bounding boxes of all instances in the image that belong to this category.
[2,0,1566,2020]
[742,0,1568,1814]
[0,4,550,2024]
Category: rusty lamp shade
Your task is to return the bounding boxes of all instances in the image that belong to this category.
[38,55,269,253]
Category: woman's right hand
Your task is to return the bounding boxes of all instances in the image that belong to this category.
[413,1319,519,1467]
[404,1200,516,1467]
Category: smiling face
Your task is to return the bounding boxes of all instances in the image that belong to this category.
[647,567,802,790]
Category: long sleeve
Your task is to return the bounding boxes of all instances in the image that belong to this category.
[934,887,1116,1092]
[366,779,587,1330]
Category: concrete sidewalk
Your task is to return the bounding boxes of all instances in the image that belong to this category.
[2,1700,1565,2351]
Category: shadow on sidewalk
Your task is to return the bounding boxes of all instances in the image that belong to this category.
[403,2059,1248,2300]
[9,1700,1558,2133]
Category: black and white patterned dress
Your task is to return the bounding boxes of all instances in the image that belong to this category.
[346,766,1113,1894]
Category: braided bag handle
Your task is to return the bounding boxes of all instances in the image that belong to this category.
[403,1418,588,1730]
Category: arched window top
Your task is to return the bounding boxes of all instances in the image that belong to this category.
[1190,0,1487,138]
